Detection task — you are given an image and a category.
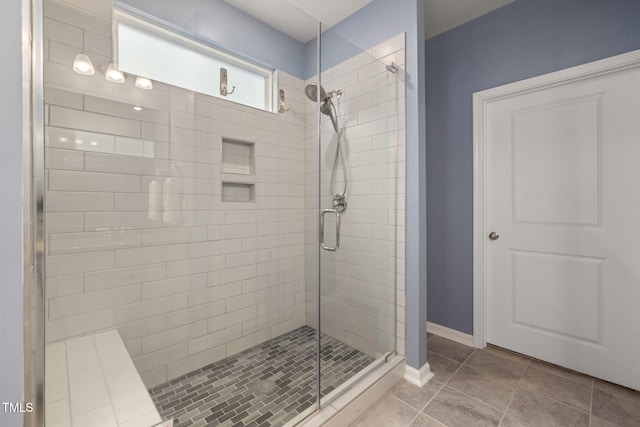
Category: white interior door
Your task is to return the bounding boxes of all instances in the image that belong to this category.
[484,61,640,391]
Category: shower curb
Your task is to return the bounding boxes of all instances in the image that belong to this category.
[299,355,405,427]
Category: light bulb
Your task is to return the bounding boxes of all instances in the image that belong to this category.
[135,76,153,90]
[105,63,125,83]
[73,53,95,75]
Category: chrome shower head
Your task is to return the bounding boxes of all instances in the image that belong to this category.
[305,83,328,103]
[305,83,340,133]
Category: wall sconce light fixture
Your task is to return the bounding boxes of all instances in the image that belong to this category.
[105,63,125,83]
[72,53,95,75]
[135,76,153,90]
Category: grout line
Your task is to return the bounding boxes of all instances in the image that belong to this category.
[588,378,594,427]
[459,348,475,368]
[424,414,448,427]
[443,383,507,415]
[418,380,446,413]
[520,384,592,416]
[497,391,516,426]
[406,409,448,427]
[497,357,529,426]
[438,349,471,387]
[390,393,423,413]
[460,350,529,382]
[520,363,592,415]
[369,380,440,426]
[406,412,421,426]
[429,350,468,368]
[443,350,528,421]
[422,348,514,423]
[93,335,120,424]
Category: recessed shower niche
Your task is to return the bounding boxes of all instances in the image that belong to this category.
[221,139,255,175]
[221,139,256,202]
[221,182,255,202]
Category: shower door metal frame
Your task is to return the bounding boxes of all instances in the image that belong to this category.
[315,20,322,413]
[25,0,46,425]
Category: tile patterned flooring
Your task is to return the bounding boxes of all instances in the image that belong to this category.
[149,326,373,427]
[351,334,640,427]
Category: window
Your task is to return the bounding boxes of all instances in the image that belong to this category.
[114,8,276,112]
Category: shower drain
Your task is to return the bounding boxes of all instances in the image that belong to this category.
[254,380,277,394]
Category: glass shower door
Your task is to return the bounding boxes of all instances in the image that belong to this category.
[314,26,400,404]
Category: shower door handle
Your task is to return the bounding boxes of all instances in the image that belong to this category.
[320,209,340,251]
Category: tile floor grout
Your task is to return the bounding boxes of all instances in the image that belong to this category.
[433,345,596,423]
[491,348,594,412]
[589,378,595,421]
[498,352,530,426]
[351,334,640,427]
[435,346,507,414]
[589,379,594,427]
[149,326,374,427]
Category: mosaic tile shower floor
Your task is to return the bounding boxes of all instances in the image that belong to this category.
[149,326,374,427]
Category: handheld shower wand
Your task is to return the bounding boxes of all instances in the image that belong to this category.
[305,83,348,212]
[305,84,340,133]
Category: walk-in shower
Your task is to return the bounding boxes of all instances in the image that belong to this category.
[38,0,405,426]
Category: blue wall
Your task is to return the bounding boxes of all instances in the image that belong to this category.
[304,30,362,79]
[425,0,640,334]
[304,0,420,77]
[0,0,24,425]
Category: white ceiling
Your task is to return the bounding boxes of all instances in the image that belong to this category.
[224,0,513,43]
[224,0,374,43]
[424,0,514,39]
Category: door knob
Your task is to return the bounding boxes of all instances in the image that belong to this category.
[489,232,499,241]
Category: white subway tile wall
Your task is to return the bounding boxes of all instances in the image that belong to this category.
[44,0,307,389]
[43,0,405,393]
[305,33,406,359]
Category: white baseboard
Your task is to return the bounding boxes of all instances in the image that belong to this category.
[427,321,474,347]
[404,362,434,387]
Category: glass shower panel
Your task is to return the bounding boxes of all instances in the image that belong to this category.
[43,0,321,425]
[315,26,400,401]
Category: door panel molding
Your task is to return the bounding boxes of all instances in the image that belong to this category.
[472,48,640,348]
